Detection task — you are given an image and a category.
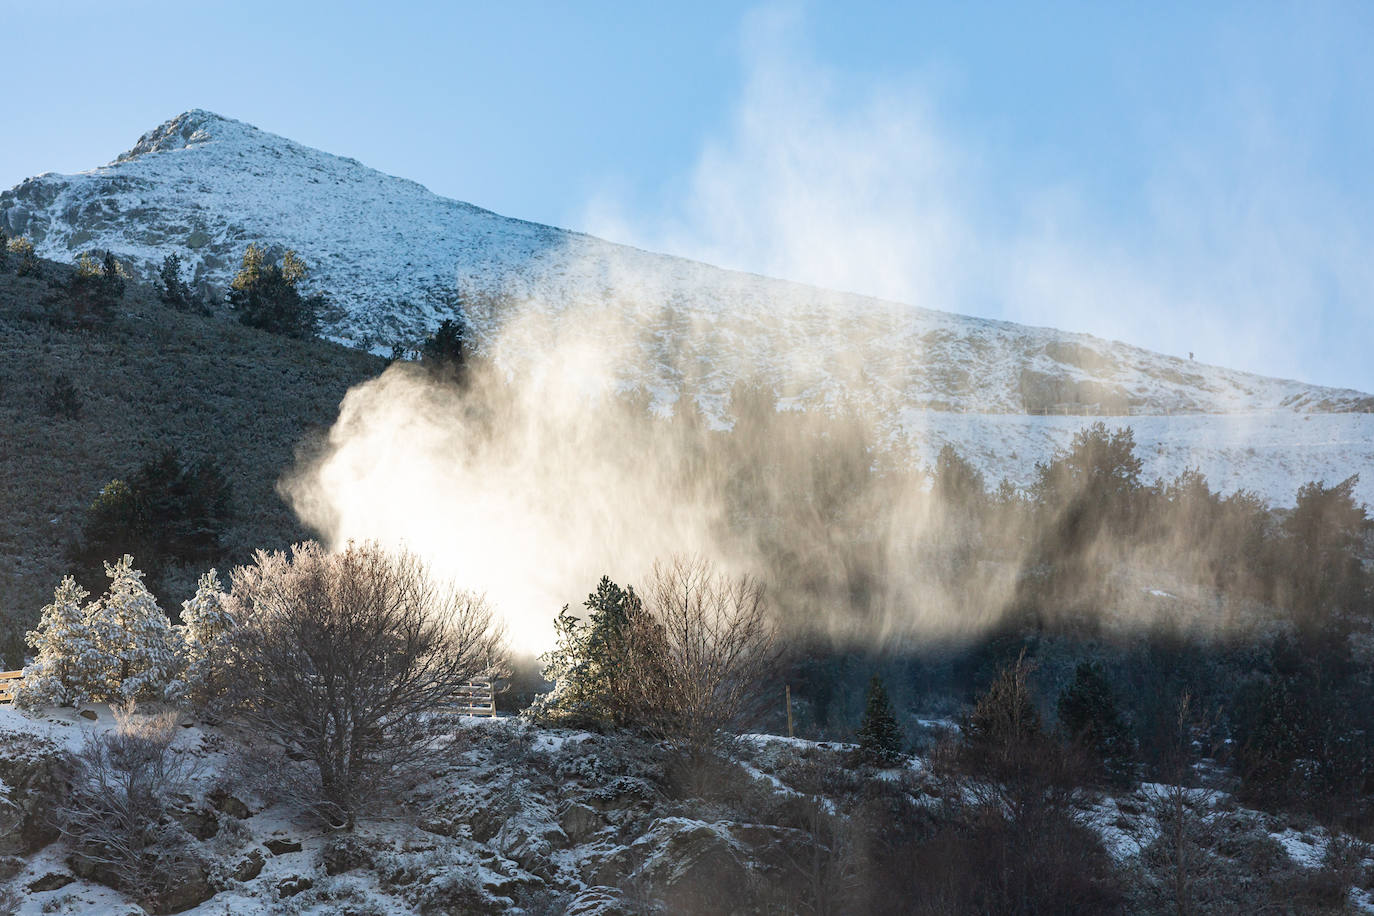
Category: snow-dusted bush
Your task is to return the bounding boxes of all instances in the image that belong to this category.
[59,703,208,912]
[85,556,180,703]
[17,577,99,708]
[169,569,236,705]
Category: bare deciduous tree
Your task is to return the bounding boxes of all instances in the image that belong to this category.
[59,703,203,912]
[626,557,779,755]
[225,541,505,827]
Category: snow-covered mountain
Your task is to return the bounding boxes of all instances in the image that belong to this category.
[3,110,1372,505]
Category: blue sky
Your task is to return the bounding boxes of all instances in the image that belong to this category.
[3,1,1371,391]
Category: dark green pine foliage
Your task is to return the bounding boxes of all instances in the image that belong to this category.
[421,317,469,382]
[535,576,646,728]
[157,252,199,311]
[69,447,233,609]
[227,244,323,339]
[857,674,905,766]
[1057,661,1135,784]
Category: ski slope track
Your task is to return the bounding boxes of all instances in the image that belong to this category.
[3,110,1371,506]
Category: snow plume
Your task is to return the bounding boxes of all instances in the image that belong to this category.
[278,279,1017,654]
[587,5,1374,392]
[279,308,729,655]
[279,8,1371,651]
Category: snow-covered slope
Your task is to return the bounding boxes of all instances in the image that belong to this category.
[3,110,1371,505]
[4,110,1368,417]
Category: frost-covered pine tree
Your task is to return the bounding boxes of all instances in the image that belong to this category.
[86,556,180,702]
[17,577,100,708]
[171,569,236,705]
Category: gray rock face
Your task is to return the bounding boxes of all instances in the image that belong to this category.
[263,837,302,855]
[560,801,606,843]
[0,732,72,856]
[628,818,753,916]
[4,107,1366,425]
[232,848,265,882]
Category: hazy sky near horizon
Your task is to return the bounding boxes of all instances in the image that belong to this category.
[3,1,1371,391]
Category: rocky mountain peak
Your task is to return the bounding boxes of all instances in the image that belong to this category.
[113,109,249,164]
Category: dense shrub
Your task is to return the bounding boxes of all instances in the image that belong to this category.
[420,316,469,381]
[62,250,126,324]
[58,704,207,914]
[70,447,232,606]
[44,373,81,419]
[533,575,647,728]
[535,558,779,756]
[7,234,39,276]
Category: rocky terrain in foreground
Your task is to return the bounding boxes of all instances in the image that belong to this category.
[2,707,1371,915]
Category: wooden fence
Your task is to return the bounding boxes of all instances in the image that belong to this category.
[0,670,22,705]
[445,678,496,717]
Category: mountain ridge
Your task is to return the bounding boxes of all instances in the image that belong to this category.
[3,109,1368,419]
[3,110,1373,508]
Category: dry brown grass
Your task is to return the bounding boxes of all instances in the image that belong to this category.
[0,256,384,655]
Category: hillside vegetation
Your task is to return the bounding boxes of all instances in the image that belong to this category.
[0,254,383,654]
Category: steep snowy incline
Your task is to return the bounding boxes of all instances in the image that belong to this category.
[3,109,1370,421]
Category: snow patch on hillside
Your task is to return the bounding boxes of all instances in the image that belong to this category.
[3,110,1371,507]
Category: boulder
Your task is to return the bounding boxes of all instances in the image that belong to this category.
[207,787,251,819]
[0,855,24,882]
[78,708,98,721]
[0,732,72,855]
[232,849,265,882]
[566,885,634,916]
[631,818,752,916]
[322,834,371,875]
[172,805,219,841]
[276,875,313,898]
[27,871,75,892]
[264,837,302,855]
[147,861,214,914]
[560,802,605,843]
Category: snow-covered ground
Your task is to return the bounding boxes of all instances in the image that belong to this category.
[3,110,1370,510]
[898,409,1374,506]
[4,705,1373,914]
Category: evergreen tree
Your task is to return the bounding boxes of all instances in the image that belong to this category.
[533,575,645,727]
[0,228,8,271]
[1057,661,1134,784]
[16,577,99,708]
[71,448,232,606]
[157,252,197,310]
[856,674,905,766]
[171,569,236,705]
[421,317,469,381]
[86,556,179,702]
[1283,474,1368,632]
[962,651,1044,782]
[227,243,323,338]
[8,235,38,276]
